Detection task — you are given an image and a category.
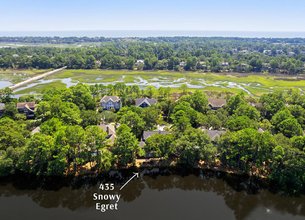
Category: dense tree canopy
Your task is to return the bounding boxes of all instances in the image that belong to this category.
[1,37,305,74]
[0,82,305,193]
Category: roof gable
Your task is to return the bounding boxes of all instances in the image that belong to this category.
[142,130,169,141]
[100,96,120,103]
[135,97,157,106]
[16,102,36,109]
[208,98,227,108]
[202,129,226,141]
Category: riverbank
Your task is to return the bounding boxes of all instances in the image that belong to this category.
[0,167,269,193]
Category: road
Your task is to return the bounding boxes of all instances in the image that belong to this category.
[9,66,67,91]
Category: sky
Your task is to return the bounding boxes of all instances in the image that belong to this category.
[0,0,305,32]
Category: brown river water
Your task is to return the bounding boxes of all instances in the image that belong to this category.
[0,171,304,220]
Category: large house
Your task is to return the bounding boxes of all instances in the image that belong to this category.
[142,130,170,142]
[17,102,36,119]
[100,96,121,111]
[0,103,5,117]
[99,123,117,145]
[140,130,170,158]
[135,97,157,108]
[202,129,226,142]
[208,98,227,110]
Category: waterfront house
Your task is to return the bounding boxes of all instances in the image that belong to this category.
[16,101,36,119]
[100,96,121,111]
[135,97,157,108]
[140,130,170,158]
[134,60,145,69]
[135,59,145,66]
[179,61,186,67]
[142,130,170,142]
[0,103,5,117]
[99,123,117,145]
[208,98,227,110]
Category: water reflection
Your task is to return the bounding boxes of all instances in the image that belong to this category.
[0,171,304,220]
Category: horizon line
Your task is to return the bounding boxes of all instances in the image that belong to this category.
[1,30,305,39]
[1,30,305,33]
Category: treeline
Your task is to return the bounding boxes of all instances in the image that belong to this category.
[2,36,305,44]
[0,84,304,193]
[0,36,112,44]
[0,37,305,74]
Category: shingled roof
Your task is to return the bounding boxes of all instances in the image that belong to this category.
[0,103,5,111]
[100,96,120,103]
[208,98,227,108]
[142,131,169,141]
[135,97,157,106]
[99,123,117,144]
[202,129,226,141]
[16,102,36,109]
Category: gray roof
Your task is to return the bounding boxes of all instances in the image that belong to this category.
[203,129,226,141]
[208,98,227,108]
[99,123,117,144]
[100,96,120,103]
[258,128,265,133]
[31,126,41,135]
[135,97,157,106]
[249,102,263,108]
[142,131,169,141]
[0,103,5,111]
[16,102,36,109]
[99,123,116,136]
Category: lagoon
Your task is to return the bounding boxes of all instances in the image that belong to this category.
[0,173,304,220]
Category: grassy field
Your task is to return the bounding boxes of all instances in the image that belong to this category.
[6,69,305,96]
[14,81,67,95]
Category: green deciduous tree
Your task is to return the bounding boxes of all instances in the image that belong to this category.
[171,128,215,166]
[144,134,174,158]
[113,124,140,167]
[119,111,145,138]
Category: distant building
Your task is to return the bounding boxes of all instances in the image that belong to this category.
[276,50,284,55]
[208,98,227,110]
[100,96,121,111]
[249,102,263,109]
[0,103,5,117]
[263,50,272,55]
[258,128,265,133]
[135,97,157,108]
[142,130,170,142]
[179,61,186,67]
[16,102,35,119]
[202,129,226,141]
[140,130,170,158]
[171,92,182,101]
[221,62,229,66]
[135,59,145,67]
[240,49,249,54]
[31,126,41,135]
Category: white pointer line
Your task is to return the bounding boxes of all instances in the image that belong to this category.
[119,173,139,191]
